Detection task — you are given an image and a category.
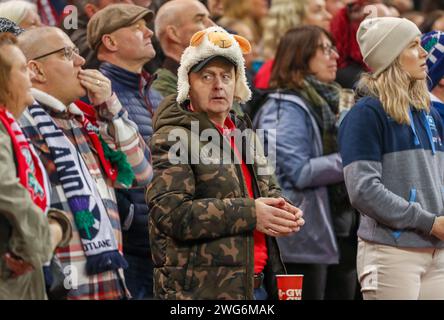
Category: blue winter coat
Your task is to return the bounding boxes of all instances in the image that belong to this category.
[100,62,162,257]
[254,92,341,264]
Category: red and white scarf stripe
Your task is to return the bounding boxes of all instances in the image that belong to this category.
[0,107,49,213]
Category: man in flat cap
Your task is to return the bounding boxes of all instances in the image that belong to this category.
[66,0,133,69]
[87,3,162,299]
[146,26,305,300]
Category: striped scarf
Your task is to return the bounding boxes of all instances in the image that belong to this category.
[27,103,128,275]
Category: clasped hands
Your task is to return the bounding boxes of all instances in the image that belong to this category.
[255,197,305,237]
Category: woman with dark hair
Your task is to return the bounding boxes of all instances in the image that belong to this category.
[0,32,71,299]
[254,25,351,300]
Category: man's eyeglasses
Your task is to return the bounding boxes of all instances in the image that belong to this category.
[32,46,80,61]
[318,44,338,56]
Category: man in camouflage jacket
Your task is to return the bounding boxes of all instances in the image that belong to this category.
[146,27,304,300]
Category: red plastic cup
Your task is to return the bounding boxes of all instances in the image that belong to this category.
[276,274,304,300]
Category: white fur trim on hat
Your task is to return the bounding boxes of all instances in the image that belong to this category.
[177,26,252,104]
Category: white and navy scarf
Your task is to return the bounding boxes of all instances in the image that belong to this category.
[28,90,127,275]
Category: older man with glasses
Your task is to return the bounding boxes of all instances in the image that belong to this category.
[16,26,153,300]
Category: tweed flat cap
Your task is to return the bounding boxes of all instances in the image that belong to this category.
[87,3,153,51]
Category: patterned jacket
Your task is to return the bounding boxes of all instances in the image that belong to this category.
[146,95,285,300]
[19,89,153,300]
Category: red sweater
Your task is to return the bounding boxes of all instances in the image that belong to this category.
[213,116,268,275]
[254,59,274,90]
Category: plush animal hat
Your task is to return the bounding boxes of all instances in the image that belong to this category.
[177,26,252,104]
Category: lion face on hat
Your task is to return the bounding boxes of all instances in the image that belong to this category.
[177,26,252,104]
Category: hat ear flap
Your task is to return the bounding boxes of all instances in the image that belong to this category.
[233,35,251,54]
[190,30,206,47]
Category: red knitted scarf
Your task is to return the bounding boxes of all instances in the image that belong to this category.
[0,107,48,212]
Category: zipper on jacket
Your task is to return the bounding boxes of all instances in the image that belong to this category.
[184,245,198,291]
[233,162,253,299]
[250,163,287,291]
[227,116,263,299]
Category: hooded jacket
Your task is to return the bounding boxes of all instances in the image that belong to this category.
[339,96,444,248]
[254,93,342,265]
[146,95,285,300]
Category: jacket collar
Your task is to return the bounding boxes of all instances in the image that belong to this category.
[162,57,180,76]
[431,92,444,104]
[100,61,154,91]
[30,88,84,118]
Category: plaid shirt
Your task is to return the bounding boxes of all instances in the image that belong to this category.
[19,90,153,300]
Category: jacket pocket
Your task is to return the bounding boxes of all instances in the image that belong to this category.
[184,245,198,291]
[393,188,417,240]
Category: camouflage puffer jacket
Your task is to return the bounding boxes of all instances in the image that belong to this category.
[146,95,285,300]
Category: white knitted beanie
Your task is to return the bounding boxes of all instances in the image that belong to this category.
[357,17,421,76]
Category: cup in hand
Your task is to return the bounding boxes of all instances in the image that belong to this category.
[276,274,303,300]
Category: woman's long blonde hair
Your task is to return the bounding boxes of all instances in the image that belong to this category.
[357,59,430,124]
[262,0,308,60]
[220,0,263,44]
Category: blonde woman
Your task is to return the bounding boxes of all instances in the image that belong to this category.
[219,0,268,40]
[263,0,332,61]
[255,0,332,89]
[0,0,42,29]
[218,0,268,58]
[339,17,444,299]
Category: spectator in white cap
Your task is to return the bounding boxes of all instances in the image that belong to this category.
[339,17,444,299]
[0,0,42,30]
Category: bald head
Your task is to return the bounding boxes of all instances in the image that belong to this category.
[18,26,68,60]
[17,26,86,106]
[155,0,211,40]
[155,0,213,60]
